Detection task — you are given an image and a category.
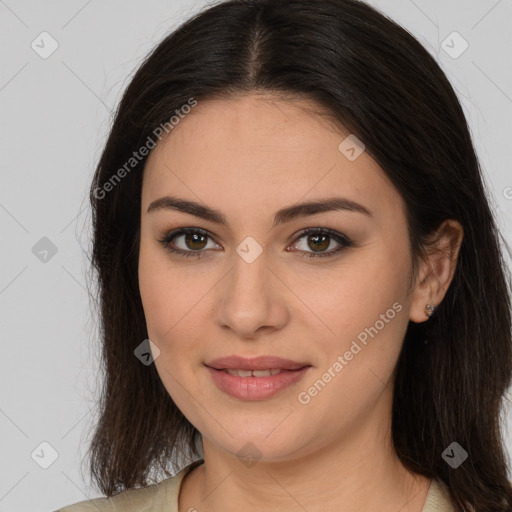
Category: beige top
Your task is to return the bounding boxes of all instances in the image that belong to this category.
[56,458,456,512]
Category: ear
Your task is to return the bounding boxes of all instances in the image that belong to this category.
[409,219,464,323]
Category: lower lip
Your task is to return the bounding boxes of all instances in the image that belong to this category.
[205,365,312,400]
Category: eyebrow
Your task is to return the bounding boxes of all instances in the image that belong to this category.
[146,195,373,227]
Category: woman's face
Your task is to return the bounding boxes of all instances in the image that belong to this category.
[138,93,422,462]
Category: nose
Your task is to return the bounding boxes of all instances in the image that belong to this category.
[215,250,289,339]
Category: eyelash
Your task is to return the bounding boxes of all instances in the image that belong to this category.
[157,227,353,260]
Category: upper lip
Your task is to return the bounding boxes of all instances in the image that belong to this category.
[205,355,311,371]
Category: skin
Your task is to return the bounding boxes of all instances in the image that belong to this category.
[138,93,464,512]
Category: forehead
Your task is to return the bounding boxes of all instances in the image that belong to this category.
[141,94,403,224]
[147,93,348,169]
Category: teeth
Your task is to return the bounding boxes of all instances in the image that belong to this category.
[225,368,283,377]
[226,369,253,377]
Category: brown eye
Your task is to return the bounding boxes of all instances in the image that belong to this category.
[182,232,208,250]
[291,228,353,258]
[158,227,353,260]
[158,228,219,258]
[305,233,330,252]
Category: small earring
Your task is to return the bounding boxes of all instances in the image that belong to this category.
[425,303,436,318]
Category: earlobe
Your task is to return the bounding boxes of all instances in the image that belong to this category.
[408,219,464,324]
[425,302,436,318]
[408,264,436,324]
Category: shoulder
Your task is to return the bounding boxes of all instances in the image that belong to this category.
[422,478,457,512]
[54,482,165,512]
[54,496,113,512]
[55,459,205,512]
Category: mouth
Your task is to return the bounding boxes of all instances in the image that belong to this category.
[204,355,311,372]
[208,367,309,377]
[204,363,312,400]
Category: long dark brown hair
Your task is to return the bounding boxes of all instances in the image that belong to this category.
[84,0,512,509]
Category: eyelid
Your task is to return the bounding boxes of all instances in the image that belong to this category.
[291,226,352,246]
[159,227,221,252]
[288,227,353,258]
[158,226,353,259]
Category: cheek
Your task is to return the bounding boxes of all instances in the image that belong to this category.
[306,252,407,338]
[138,251,199,401]
[304,245,410,383]
[295,269,408,428]
[138,240,214,374]
[138,236,188,344]
[138,230,187,324]
[138,245,166,336]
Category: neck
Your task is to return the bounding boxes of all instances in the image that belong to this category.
[178,390,431,512]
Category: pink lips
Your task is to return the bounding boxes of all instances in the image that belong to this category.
[204,355,312,400]
[205,355,311,371]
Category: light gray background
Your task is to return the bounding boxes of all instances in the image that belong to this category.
[0,1,511,511]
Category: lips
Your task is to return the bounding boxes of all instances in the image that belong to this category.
[204,355,311,372]
[205,364,312,400]
[223,368,282,377]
